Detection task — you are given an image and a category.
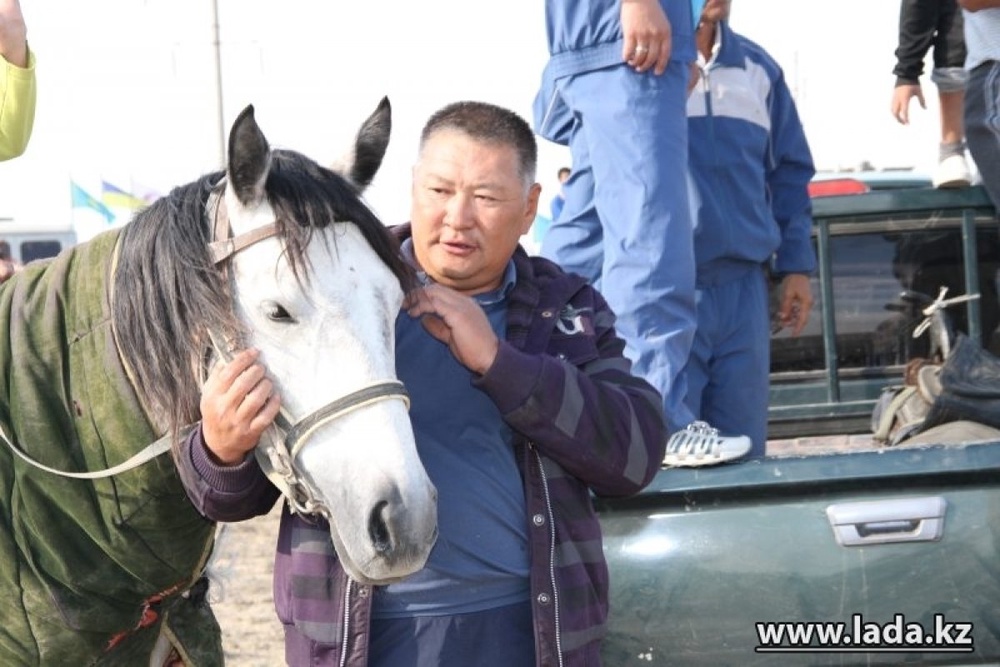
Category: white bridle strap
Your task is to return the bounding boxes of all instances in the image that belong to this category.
[256,382,410,517]
[287,381,410,459]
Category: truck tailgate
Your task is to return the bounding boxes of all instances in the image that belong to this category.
[596,441,1000,666]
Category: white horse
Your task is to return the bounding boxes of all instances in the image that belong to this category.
[0,99,436,664]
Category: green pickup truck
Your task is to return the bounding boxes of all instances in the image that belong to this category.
[597,183,1000,665]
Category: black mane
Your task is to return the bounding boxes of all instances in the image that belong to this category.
[112,149,414,434]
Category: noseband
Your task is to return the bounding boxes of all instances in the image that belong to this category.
[207,187,409,517]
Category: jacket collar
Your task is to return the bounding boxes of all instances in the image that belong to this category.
[703,20,745,70]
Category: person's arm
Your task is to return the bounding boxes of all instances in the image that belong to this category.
[892,0,935,86]
[0,0,34,160]
[890,0,938,124]
[174,349,283,522]
[765,62,817,336]
[176,424,281,522]
[452,286,667,498]
[958,0,1000,10]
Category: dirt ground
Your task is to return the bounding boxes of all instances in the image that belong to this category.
[208,505,285,666]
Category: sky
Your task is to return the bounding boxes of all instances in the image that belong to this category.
[0,0,955,240]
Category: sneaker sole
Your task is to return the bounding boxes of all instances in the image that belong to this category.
[663,452,748,467]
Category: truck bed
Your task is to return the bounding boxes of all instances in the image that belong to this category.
[597,438,1000,665]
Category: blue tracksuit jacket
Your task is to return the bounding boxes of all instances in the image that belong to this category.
[682,21,816,453]
[688,21,815,280]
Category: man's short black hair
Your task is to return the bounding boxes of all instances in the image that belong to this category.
[420,101,538,184]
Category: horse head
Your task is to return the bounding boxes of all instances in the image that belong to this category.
[114,99,437,585]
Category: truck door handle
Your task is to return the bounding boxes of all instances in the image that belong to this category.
[826,497,947,546]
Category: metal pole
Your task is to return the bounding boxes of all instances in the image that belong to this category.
[210,0,225,168]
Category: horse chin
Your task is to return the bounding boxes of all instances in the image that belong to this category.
[340,567,411,588]
[327,522,436,586]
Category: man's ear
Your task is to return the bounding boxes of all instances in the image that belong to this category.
[520,183,542,235]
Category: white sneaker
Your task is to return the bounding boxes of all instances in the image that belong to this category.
[663,421,752,467]
[933,154,971,189]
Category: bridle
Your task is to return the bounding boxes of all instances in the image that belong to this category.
[206,184,410,518]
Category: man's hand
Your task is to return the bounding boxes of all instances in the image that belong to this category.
[405,284,500,375]
[777,274,813,336]
[621,0,672,75]
[200,348,281,466]
[891,84,924,125]
[0,0,28,68]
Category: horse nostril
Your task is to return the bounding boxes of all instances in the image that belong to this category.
[368,501,392,554]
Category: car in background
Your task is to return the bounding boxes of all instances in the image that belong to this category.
[807,169,932,197]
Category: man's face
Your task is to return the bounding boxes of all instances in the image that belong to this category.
[410,129,539,296]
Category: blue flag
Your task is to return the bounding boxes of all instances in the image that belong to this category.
[70,181,115,223]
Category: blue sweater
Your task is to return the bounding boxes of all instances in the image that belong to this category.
[687,21,816,285]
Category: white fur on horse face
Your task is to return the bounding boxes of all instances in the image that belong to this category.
[231,222,401,410]
[227,201,437,584]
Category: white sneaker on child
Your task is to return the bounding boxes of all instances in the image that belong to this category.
[933,154,971,189]
[663,421,752,467]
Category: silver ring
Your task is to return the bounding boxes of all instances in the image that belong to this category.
[635,44,649,54]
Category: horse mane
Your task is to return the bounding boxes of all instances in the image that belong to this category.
[112,149,415,435]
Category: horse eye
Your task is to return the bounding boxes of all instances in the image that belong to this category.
[262,300,296,323]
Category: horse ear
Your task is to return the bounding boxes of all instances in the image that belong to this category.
[331,97,391,193]
[227,104,272,206]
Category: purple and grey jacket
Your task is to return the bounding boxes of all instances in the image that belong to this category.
[176,225,668,666]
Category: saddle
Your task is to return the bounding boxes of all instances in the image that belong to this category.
[872,334,1000,445]
[872,358,941,446]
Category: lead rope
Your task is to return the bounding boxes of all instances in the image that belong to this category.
[0,420,187,480]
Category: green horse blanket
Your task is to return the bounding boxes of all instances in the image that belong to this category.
[0,230,221,665]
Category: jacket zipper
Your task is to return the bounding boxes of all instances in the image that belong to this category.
[339,579,352,667]
[533,445,564,667]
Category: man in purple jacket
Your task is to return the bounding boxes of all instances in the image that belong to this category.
[177,101,668,666]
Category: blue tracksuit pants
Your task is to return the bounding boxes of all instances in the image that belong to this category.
[540,60,697,430]
[683,264,771,455]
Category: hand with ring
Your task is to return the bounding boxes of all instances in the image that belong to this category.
[621,0,672,75]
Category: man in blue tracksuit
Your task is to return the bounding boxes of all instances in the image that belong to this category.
[535,0,720,457]
[674,0,816,458]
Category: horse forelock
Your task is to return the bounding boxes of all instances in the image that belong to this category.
[265,150,415,292]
